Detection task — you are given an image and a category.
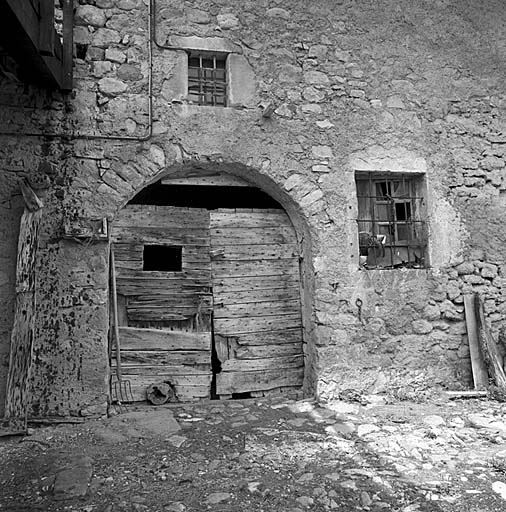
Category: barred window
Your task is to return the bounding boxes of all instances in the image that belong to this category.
[187,52,227,106]
[356,173,427,269]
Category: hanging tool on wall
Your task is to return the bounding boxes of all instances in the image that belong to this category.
[110,245,134,406]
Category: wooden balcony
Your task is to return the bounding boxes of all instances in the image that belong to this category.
[0,0,73,90]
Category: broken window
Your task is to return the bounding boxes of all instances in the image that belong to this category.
[356,173,427,269]
[143,245,182,272]
[187,52,227,106]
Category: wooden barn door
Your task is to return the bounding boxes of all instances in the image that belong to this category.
[210,209,304,397]
[110,205,213,401]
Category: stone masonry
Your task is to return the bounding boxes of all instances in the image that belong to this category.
[2,0,506,417]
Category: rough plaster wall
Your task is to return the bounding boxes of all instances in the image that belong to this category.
[1,0,506,414]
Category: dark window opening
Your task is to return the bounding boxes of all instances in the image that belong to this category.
[143,245,182,272]
[356,173,427,269]
[130,183,282,209]
[188,52,227,106]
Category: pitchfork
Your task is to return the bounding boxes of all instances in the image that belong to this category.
[110,245,134,406]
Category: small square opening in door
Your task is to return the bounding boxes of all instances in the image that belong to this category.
[143,245,182,271]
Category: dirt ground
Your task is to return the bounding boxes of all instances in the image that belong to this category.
[2,393,506,512]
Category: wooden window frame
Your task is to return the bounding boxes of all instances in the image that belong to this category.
[356,172,428,269]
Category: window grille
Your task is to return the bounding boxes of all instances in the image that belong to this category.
[187,52,227,106]
[356,173,427,269]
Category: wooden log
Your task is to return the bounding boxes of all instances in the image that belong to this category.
[464,294,488,390]
[214,314,302,335]
[475,294,506,390]
[119,327,211,351]
[5,208,42,421]
[216,367,303,394]
[221,354,303,372]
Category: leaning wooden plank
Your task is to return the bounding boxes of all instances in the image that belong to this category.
[214,287,300,305]
[446,390,488,399]
[221,355,303,372]
[214,299,301,319]
[213,275,299,293]
[235,329,303,346]
[119,327,211,351]
[214,314,302,335]
[464,294,488,390]
[5,207,42,422]
[475,294,506,390]
[235,342,303,359]
[216,367,304,394]
[161,174,251,187]
[210,244,298,261]
[211,259,299,278]
[114,350,211,366]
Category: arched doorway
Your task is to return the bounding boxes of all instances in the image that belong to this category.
[110,170,305,401]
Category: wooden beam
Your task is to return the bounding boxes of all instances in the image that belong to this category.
[38,0,55,56]
[62,0,74,91]
[161,174,251,187]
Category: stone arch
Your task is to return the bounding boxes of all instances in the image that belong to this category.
[110,159,318,397]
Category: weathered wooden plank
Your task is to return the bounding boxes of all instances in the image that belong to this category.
[234,329,303,346]
[213,287,300,305]
[112,226,210,246]
[128,294,212,307]
[111,365,211,376]
[216,367,303,394]
[234,342,303,359]
[210,244,298,261]
[214,299,301,319]
[125,376,211,402]
[210,211,293,229]
[210,227,296,246]
[115,350,211,366]
[117,268,211,280]
[214,314,302,335]
[464,294,488,390]
[212,259,299,278]
[212,275,299,292]
[5,208,42,421]
[117,277,211,296]
[161,174,251,187]
[221,354,303,372]
[113,205,210,228]
[127,308,212,322]
[119,327,211,351]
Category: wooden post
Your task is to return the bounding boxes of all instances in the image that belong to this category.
[38,0,55,56]
[475,293,506,391]
[3,183,43,430]
[464,294,488,390]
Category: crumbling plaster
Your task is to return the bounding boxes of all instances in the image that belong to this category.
[1,0,506,416]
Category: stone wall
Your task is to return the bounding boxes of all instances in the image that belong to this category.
[1,0,506,415]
